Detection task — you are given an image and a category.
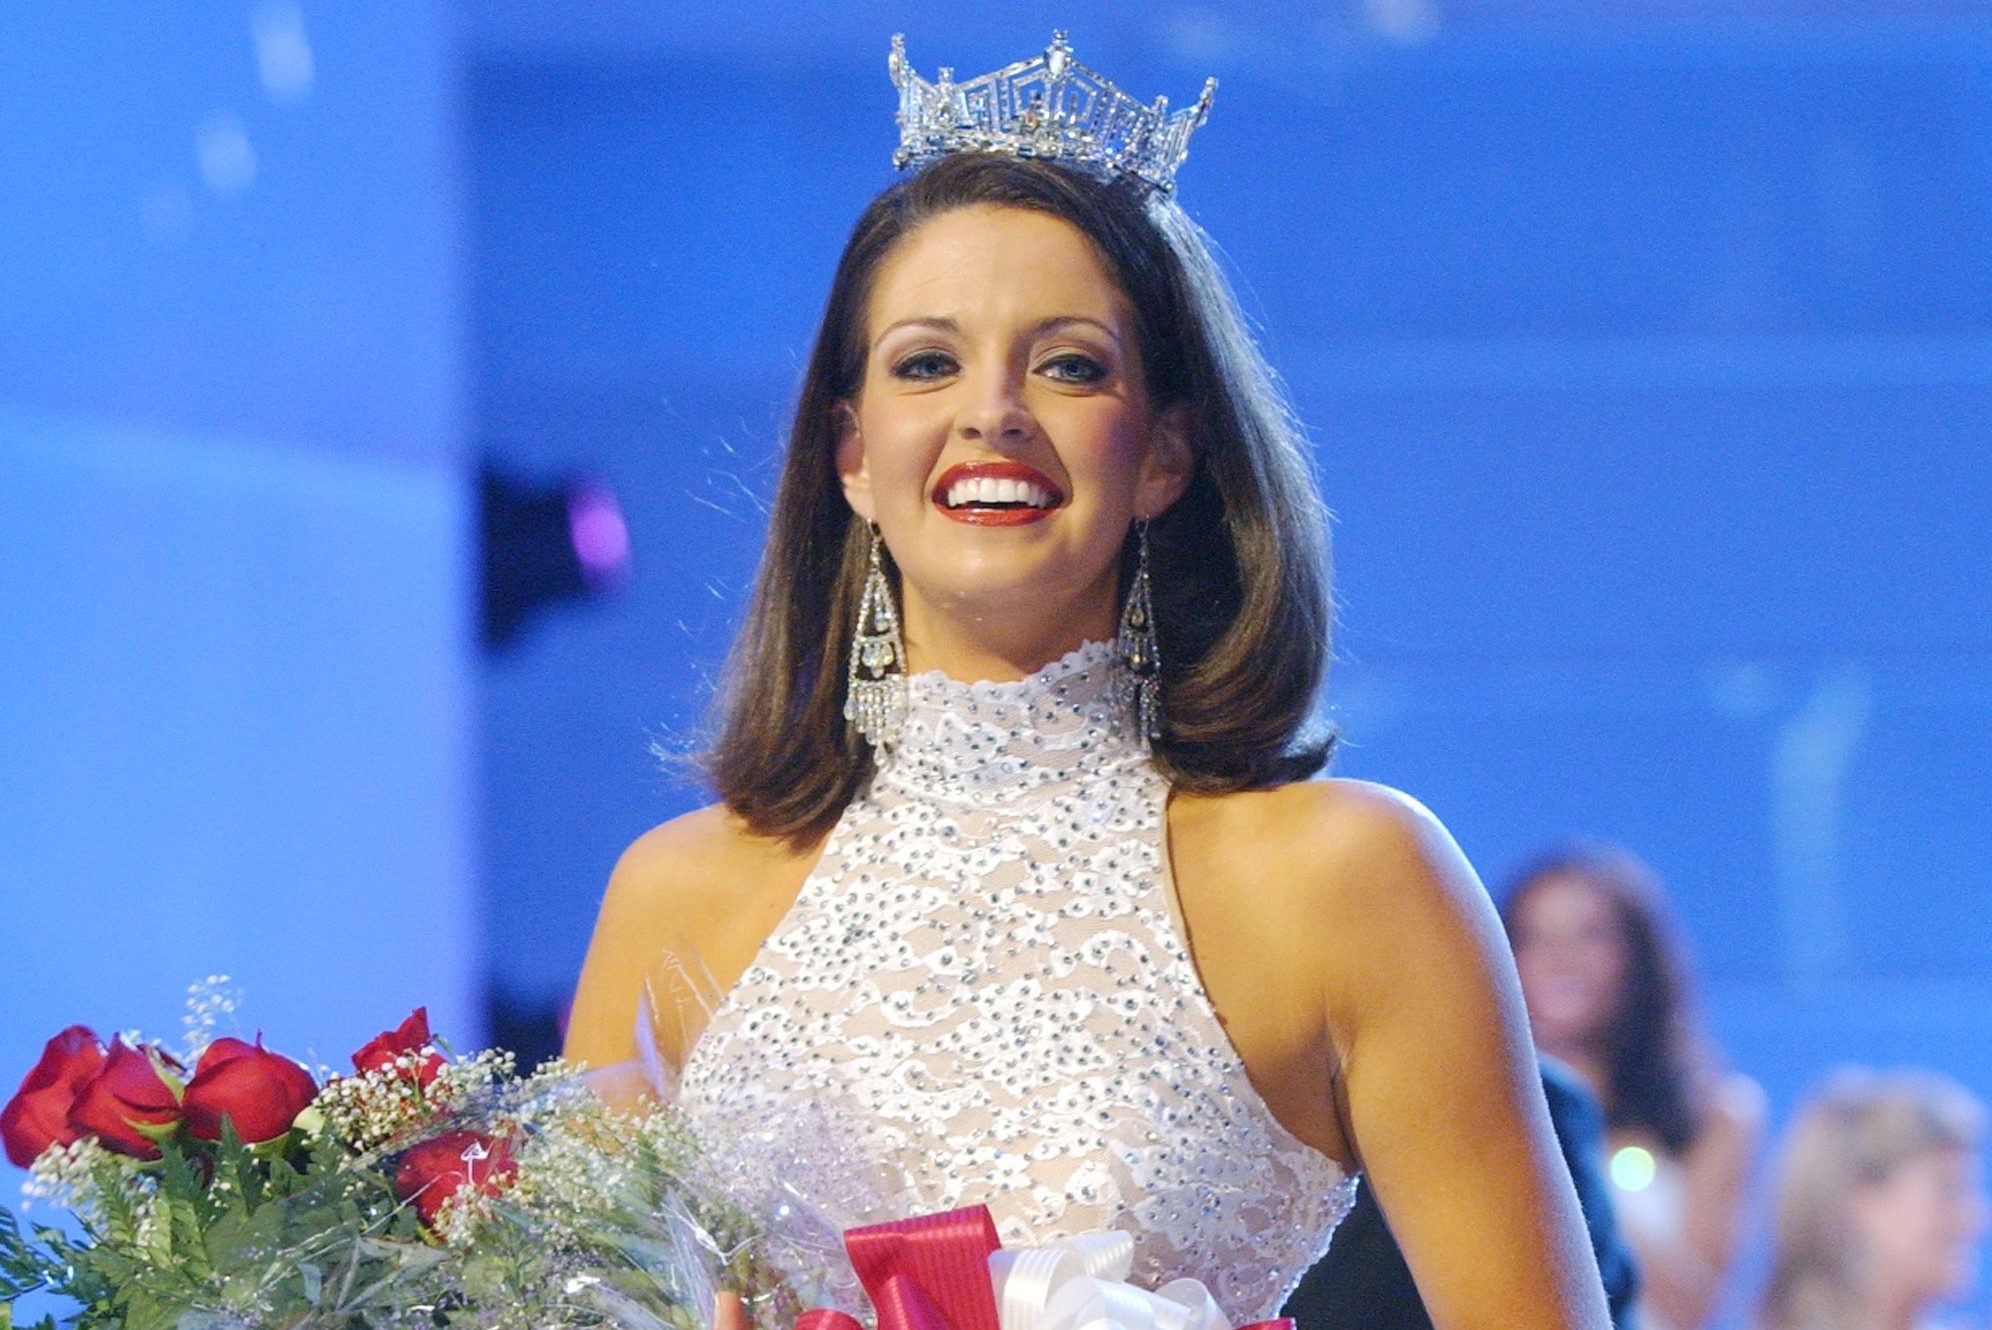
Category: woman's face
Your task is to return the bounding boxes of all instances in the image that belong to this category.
[1510,873,1629,1053]
[1850,1145,1985,1307]
[836,204,1189,669]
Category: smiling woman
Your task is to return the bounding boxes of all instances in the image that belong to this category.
[565,34,1611,1330]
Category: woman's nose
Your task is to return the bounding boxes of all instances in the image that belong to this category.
[954,367,1035,446]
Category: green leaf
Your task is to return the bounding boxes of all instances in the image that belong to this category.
[149,1192,213,1286]
[263,1148,304,1199]
[156,1141,196,1199]
[0,1210,56,1301]
[117,1283,179,1330]
[90,1244,137,1279]
[199,1205,250,1274]
[92,1170,145,1250]
[214,1121,269,1215]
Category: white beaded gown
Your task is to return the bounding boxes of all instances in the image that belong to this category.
[677,641,1357,1320]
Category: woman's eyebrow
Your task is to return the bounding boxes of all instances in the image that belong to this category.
[1032,315,1123,346]
[874,315,1123,345]
[876,316,959,340]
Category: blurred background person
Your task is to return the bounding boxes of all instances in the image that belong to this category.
[1506,845,1765,1330]
[1758,1068,1985,1330]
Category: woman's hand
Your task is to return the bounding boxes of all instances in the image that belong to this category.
[714,1291,751,1330]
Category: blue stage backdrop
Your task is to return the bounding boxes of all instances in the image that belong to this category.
[465,7,1989,1326]
[1,4,1988,1327]
[0,0,477,1209]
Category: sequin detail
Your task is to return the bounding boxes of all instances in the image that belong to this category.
[679,640,1356,1319]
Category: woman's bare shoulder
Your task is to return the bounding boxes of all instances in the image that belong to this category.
[1713,1071,1768,1126]
[567,802,818,1072]
[1171,776,1507,1043]
[604,803,816,918]
[1692,1071,1768,1165]
[1174,776,1480,924]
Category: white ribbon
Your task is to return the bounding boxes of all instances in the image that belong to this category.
[988,1232,1233,1330]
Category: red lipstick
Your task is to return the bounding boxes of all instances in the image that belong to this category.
[931,460,1065,526]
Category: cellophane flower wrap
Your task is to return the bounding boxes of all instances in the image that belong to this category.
[0,981,815,1330]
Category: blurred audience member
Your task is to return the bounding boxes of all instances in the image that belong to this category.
[1759,1068,1985,1330]
[1505,845,1765,1330]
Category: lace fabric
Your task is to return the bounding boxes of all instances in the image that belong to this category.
[678,641,1356,1319]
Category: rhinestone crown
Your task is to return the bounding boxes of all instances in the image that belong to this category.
[889,32,1216,193]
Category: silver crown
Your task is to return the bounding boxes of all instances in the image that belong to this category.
[889,32,1216,193]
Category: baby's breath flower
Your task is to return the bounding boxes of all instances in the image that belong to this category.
[316,1064,438,1153]
[179,973,242,1062]
[432,1046,516,1102]
[429,1183,500,1246]
[21,1136,113,1214]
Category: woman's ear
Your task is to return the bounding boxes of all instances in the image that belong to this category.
[1135,402,1195,520]
[833,402,877,522]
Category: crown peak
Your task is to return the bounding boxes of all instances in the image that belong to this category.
[1046,32,1073,79]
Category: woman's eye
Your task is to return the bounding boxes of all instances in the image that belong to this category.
[890,350,958,380]
[1040,353,1108,384]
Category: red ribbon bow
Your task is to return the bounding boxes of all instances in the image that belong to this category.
[797,1206,1001,1330]
[791,1205,1293,1330]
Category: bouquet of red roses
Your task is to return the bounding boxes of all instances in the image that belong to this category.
[0,984,794,1330]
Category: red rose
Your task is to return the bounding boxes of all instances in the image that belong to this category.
[2,1026,107,1167]
[352,1008,444,1087]
[181,1036,318,1144]
[393,1129,518,1227]
[66,1038,183,1160]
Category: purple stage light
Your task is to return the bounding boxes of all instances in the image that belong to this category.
[480,463,630,650]
[566,482,631,588]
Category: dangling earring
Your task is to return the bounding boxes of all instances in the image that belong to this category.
[845,523,906,749]
[1116,518,1162,743]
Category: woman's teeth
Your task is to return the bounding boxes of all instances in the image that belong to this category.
[943,476,1055,509]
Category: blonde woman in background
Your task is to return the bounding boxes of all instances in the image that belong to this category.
[1505,846,1765,1330]
[1759,1068,1985,1330]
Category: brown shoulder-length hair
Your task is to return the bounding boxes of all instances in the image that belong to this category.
[704,153,1333,848]
[1502,844,1715,1155]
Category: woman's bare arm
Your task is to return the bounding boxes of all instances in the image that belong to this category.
[1633,1075,1764,1329]
[1299,781,1612,1330]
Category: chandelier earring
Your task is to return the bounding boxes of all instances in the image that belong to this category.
[1116,518,1163,744]
[845,523,907,749]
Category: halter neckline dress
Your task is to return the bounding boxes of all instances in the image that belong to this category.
[678,641,1356,1320]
